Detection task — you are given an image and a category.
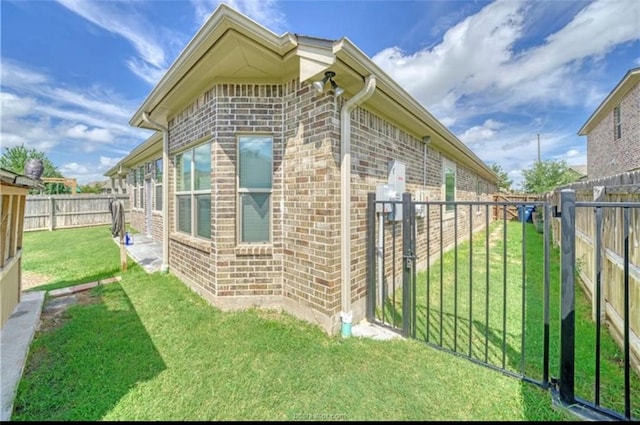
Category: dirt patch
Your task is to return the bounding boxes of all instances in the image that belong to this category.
[37,290,101,334]
[22,272,52,291]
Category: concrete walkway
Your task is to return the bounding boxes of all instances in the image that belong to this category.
[113,233,163,273]
[0,291,45,421]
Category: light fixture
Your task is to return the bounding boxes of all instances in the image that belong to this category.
[313,71,344,97]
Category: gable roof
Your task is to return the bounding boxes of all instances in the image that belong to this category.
[578,67,640,136]
[129,3,497,184]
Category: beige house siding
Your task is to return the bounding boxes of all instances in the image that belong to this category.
[587,81,640,179]
[138,78,496,334]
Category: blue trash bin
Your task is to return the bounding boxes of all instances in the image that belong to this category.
[525,205,534,223]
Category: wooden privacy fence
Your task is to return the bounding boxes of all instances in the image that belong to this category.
[24,194,130,231]
[551,170,640,372]
[492,193,540,220]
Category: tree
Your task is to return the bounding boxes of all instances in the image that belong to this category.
[490,163,512,191]
[79,183,104,194]
[521,159,576,194]
[0,144,68,194]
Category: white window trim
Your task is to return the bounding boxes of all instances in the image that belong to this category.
[154,158,162,212]
[174,143,211,240]
[441,158,456,219]
[613,105,621,140]
[236,135,273,245]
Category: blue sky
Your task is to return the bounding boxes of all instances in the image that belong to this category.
[1,0,639,188]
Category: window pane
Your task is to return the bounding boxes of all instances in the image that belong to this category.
[239,137,272,189]
[139,166,144,183]
[241,193,270,243]
[177,195,191,233]
[140,187,145,209]
[445,167,455,211]
[176,151,192,191]
[196,194,211,238]
[194,144,211,190]
[155,185,162,211]
[155,159,162,183]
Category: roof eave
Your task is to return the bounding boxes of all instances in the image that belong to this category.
[578,67,640,136]
[334,38,498,184]
[129,4,297,128]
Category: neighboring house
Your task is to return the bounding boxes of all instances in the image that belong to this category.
[579,67,640,179]
[0,168,43,329]
[105,132,162,242]
[107,4,498,335]
[567,164,587,182]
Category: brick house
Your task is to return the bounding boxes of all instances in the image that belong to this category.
[579,67,640,179]
[106,4,497,335]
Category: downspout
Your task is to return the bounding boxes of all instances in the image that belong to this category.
[340,74,376,337]
[142,112,170,273]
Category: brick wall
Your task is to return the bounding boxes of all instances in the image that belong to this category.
[587,81,640,179]
[349,107,495,324]
[157,79,495,335]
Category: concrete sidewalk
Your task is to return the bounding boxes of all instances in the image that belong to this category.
[0,291,46,421]
[114,233,164,273]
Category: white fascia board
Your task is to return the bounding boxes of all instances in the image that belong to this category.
[578,67,640,136]
[334,38,498,184]
[129,3,297,128]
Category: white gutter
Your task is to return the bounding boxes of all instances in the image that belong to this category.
[142,112,170,274]
[340,74,376,337]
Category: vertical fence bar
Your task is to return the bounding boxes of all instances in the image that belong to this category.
[440,204,444,346]
[366,193,376,323]
[411,200,417,339]
[485,203,490,363]
[392,203,397,328]
[594,205,602,405]
[521,206,526,375]
[402,193,412,338]
[543,201,551,385]
[559,189,576,405]
[502,204,507,369]
[454,204,458,352]
[623,207,631,420]
[469,205,473,357]
[426,203,431,343]
[382,207,387,326]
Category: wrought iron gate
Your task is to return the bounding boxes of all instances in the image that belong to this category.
[365,190,638,421]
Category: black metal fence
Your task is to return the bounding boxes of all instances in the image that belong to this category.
[366,190,638,421]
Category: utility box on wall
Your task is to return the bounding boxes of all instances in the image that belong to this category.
[374,160,407,221]
[387,160,405,221]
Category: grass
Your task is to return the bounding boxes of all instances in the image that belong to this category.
[377,219,639,419]
[21,225,135,292]
[9,224,629,420]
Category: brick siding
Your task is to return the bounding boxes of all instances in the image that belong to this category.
[587,81,640,179]
[132,79,496,335]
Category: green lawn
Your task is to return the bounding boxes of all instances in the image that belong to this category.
[378,220,639,420]
[11,224,629,420]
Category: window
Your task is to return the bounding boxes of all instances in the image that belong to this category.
[131,171,137,208]
[138,166,145,209]
[442,158,456,214]
[614,105,621,140]
[175,143,211,239]
[238,135,273,244]
[154,158,162,212]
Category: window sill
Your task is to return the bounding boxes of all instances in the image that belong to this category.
[235,244,273,257]
[170,232,211,253]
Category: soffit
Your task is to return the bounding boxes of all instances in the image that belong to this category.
[139,30,297,127]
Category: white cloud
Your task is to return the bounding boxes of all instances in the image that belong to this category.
[459,119,505,145]
[372,0,640,122]
[1,60,151,182]
[191,0,285,33]
[55,0,188,85]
